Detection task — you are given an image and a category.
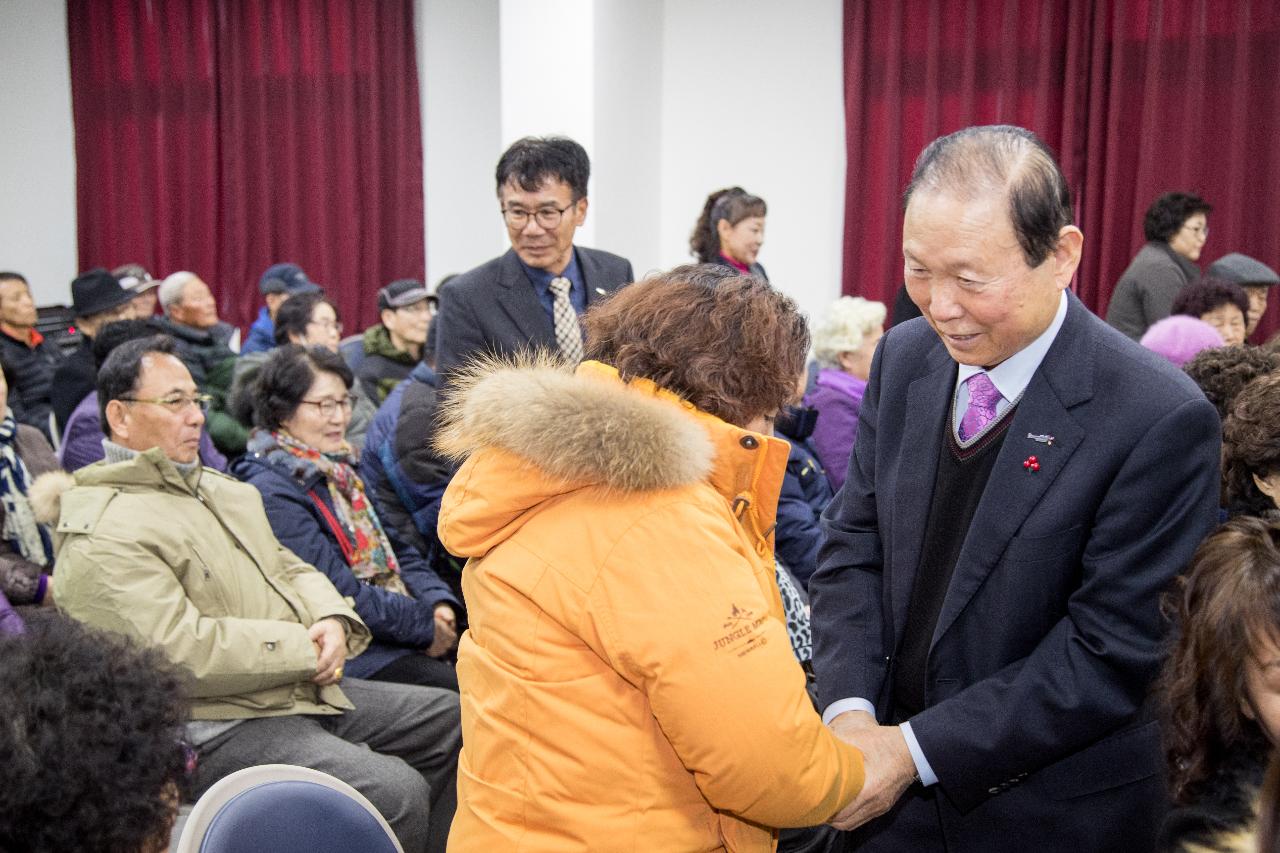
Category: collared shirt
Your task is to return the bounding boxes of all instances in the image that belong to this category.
[952,290,1070,436]
[518,249,587,328]
[823,289,1071,787]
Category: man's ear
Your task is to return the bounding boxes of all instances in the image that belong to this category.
[1050,225,1084,289]
[104,398,130,443]
[1254,472,1280,506]
[573,195,589,227]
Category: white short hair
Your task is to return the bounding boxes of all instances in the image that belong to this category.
[158,271,198,313]
[812,296,887,369]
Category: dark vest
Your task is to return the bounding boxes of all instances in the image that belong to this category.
[891,403,1016,720]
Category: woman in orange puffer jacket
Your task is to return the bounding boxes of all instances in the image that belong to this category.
[437,266,865,852]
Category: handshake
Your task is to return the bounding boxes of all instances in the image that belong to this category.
[827,710,919,832]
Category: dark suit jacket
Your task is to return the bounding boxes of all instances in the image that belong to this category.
[809,293,1221,851]
[434,247,633,377]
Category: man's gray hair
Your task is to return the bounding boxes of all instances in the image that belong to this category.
[904,125,1073,268]
[158,271,198,313]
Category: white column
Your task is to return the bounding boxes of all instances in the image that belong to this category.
[417,0,505,286]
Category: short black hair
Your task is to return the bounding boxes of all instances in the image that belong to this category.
[247,344,353,431]
[0,617,190,853]
[273,292,337,347]
[1144,192,1212,243]
[91,318,164,371]
[97,335,178,436]
[495,136,590,200]
[1171,275,1249,323]
[0,271,28,286]
[903,125,1072,268]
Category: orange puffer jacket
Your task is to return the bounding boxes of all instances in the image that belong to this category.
[437,359,864,852]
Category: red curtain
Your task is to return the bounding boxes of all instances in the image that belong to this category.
[68,0,424,334]
[843,0,1280,341]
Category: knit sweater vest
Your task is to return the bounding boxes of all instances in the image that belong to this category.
[891,404,1016,720]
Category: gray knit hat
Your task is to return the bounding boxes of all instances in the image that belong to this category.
[1207,253,1280,288]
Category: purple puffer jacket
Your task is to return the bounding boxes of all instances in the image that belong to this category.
[804,368,868,492]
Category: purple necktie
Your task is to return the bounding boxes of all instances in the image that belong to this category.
[959,373,1003,441]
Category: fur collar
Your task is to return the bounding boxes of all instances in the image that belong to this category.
[434,357,713,493]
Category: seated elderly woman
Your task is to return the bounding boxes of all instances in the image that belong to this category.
[805,295,886,490]
[230,292,377,451]
[1223,372,1280,518]
[436,264,864,851]
[0,616,190,853]
[1171,275,1250,348]
[1159,516,1280,851]
[232,345,462,691]
[0,359,60,620]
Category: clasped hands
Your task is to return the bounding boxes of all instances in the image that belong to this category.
[827,711,918,832]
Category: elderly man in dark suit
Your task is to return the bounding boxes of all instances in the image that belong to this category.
[811,125,1221,852]
[434,136,633,377]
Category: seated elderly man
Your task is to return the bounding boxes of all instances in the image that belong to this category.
[154,271,249,456]
[0,271,64,440]
[41,335,460,853]
[1207,252,1280,340]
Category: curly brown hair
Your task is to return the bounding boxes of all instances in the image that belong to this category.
[583,264,808,427]
[1160,516,1280,804]
[1223,372,1280,515]
[1183,344,1280,421]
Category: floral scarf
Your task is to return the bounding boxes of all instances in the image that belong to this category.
[265,429,408,597]
[0,410,52,566]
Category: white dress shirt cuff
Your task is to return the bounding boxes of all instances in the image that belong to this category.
[821,697,876,726]
[899,721,938,787]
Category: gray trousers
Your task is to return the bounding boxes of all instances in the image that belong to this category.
[193,678,461,853]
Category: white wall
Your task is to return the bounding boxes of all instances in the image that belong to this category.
[658,0,846,323]
[0,0,77,306]
[417,0,505,286]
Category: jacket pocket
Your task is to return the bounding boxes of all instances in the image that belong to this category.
[1035,719,1161,800]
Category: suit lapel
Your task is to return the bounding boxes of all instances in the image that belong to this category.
[929,296,1095,650]
[579,248,614,307]
[495,250,556,349]
[890,346,956,641]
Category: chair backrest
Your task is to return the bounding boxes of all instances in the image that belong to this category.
[174,764,403,853]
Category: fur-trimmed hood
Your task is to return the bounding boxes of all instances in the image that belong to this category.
[29,470,78,527]
[435,358,790,559]
[435,355,715,492]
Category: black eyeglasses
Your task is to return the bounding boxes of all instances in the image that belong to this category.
[501,202,576,230]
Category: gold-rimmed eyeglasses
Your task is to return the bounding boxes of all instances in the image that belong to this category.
[120,393,213,414]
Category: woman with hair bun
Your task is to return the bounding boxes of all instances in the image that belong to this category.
[690,186,769,279]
